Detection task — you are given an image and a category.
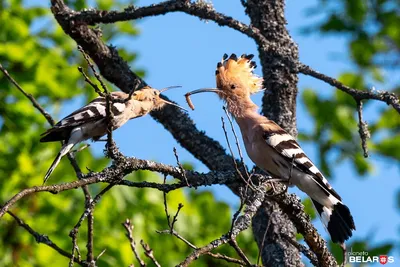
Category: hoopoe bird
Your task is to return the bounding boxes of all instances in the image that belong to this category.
[185,54,355,244]
[40,86,184,184]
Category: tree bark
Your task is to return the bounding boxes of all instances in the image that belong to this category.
[245,1,302,266]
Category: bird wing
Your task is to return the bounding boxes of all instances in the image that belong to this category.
[40,93,129,142]
[260,122,342,201]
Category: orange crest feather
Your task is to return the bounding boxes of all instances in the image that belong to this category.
[132,86,153,101]
[216,53,263,94]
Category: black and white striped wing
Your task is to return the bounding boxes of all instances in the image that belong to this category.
[40,96,127,142]
[261,123,341,201]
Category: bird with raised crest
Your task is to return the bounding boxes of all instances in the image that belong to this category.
[185,53,355,244]
[40,86,185,184]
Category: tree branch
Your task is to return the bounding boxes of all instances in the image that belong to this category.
[123,219,146,267]
[67,0,270,48]
[356,100,370,158]
[298,63,400,114]
[0,155,259,218]
[7,211,86,266]
[0,63,55,125]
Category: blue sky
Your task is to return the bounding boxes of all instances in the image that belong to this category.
[45,0,399,263]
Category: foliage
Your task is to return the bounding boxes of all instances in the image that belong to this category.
[301,0,400,177]
[301,0,400,264]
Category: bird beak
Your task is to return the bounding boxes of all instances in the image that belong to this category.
[159,85,182,93]
[184,88,224,110]
[184,88,222,96]
[161,99,188,112]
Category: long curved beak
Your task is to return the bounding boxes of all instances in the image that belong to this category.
[184,88,222,96]
[162,99,188,112]
[160,85,182,93]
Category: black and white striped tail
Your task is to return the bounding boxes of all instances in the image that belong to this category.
[312,199,356,244]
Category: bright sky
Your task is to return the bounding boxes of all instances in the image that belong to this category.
[37,0,400,264]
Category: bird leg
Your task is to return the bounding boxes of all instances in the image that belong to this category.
[265,177,290,196]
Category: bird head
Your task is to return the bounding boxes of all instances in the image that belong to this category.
[185,53,263,116]
[133,86,187,111]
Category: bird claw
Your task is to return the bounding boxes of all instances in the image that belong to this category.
[265,178,289,196]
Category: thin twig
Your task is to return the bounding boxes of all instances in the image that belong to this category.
[282,233,319,267]
[298,63,400,114]
[163,175,171,229]
[69,228,81,267]
[207,252,246,266]
[0,63,55,125]
[72,185,114,234]
[95,248,107,262]
[220,117,254,191]
[356,100,370,158]
[77,66,104,96]
[140,240,161,267]
[257,215,271,266]
[229,238,252,266]
[171,203,184,231]
[173,147,190,187]
[222,106,249,178]
[123,219,146,267]
[156,229,197,249]
[7,211,86,266]
[78,45,108,94]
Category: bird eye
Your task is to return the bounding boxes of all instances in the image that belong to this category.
[231,84,236,89]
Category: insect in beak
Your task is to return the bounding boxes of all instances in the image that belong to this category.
[184,88,224,110]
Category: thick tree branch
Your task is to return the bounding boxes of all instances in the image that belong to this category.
[0,155,260,218]
[244,1,303,266]
[67,0,270,48]
[271,191,336,267]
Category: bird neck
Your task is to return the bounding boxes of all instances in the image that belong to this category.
[227,97,270,139]
[226,96,259,119]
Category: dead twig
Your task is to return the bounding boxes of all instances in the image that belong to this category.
[7,211,86,266]
[229,238,252,266]
[140,240,161,267]
[221,116,254,191]
[78,45,108,94]
[298,63,400,114]
[77,66,104,96]
[356,100,370,158]
[0,63,55,125]
[123,219,146,267]
[173,147,190,187]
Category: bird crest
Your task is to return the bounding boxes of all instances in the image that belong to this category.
[216,53,263,95]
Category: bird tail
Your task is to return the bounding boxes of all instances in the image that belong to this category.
[311,199,356,244]
[43,143,75,184]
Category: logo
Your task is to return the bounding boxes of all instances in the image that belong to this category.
[347,249,395,265]
[380,255,388,265]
